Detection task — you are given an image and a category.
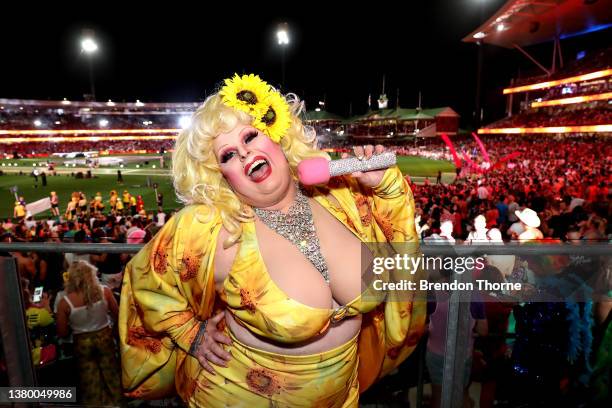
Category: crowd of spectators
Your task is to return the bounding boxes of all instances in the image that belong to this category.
[1,132,609,405]
[0,109,188,131]
[1,139,174,157]
[485,104,611,129]
[512,47,611,88]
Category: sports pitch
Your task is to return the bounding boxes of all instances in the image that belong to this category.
[0,155,454,219]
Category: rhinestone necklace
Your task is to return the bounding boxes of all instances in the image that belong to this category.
[253,186,330,284]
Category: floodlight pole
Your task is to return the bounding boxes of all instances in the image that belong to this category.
[87,56,96,101]
[281,47,286,89]
[475,40,483,129]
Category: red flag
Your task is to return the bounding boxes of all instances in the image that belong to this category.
[471,132,490,163]
[440,133,462,168]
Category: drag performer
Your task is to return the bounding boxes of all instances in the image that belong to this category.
[119,74,426,407]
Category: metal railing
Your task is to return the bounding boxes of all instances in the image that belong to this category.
[0,242,610,408]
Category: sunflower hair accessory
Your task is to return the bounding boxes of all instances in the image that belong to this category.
[219,74,291,143]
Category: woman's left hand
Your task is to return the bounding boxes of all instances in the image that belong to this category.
[341,144,387,188]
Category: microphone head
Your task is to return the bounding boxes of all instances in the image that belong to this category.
[297,157,331,185]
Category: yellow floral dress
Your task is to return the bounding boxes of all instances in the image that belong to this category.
[119,166,427,407]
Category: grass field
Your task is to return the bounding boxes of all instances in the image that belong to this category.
[1,173,177,220]
[0,155,454,218]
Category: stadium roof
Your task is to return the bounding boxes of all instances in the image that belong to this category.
[303,110,344,122]
[463,0,612,48]
[346,107,458,122]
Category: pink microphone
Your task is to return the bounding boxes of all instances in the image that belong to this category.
[297,151,396,185]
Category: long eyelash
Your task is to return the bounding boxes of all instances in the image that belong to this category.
[244,131,258,143]
[221,151,235,163]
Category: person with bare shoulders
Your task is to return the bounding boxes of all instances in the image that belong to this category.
[119,74,426,407]
[56,261,121,405]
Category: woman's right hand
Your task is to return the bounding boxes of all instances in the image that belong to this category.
[192,311,233,374]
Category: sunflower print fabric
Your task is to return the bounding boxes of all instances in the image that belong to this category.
[119,165,426,406]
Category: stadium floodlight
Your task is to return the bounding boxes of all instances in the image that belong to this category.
[99,119,109,127]
[33,120,42,127]
[473,32,486,39]
[178,116,191,129]
[277,27,289,45]
[81,38,98,54]
[277,22,290,88]
[81,31,99,100]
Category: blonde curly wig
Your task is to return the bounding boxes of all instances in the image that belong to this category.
[172,90,327,248]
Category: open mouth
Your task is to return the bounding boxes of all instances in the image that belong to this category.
[244,156,272,183]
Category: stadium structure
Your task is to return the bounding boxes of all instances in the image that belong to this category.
[462,0,611,136]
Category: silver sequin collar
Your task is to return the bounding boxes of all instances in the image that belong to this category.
[253,186,330,283]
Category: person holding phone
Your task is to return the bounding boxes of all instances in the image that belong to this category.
[22,283,56,367]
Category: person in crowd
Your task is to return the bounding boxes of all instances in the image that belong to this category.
[474,265,514,408]
[109,190,118,212]
[56,261,121,405]
[129,194,137,216]
[77,193,88,216]
[64,230,90,267]
[122,190,131,212]
[50,191,60,217]
[467,214,489,243]
[135,195,145,213]
[426,269,488,408]
[22,283,56,367]
[94,192,104,213]
[515,208,544,241]
[65,196,77,221]
[14,200,26,221]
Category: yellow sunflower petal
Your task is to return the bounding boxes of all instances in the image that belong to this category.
[257,90,292,143]
[219,73,270,117]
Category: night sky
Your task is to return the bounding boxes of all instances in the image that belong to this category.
[1,1,607,128]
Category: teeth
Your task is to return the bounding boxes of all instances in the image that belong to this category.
[247,159,267,176]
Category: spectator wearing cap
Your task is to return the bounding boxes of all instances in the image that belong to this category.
[516,208,544,241]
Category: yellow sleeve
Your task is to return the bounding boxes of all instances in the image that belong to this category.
[343,166,427,392]
[119,205,220,398]
[371,165,419,244]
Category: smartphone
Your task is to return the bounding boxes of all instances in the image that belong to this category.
[32,286,44,303]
